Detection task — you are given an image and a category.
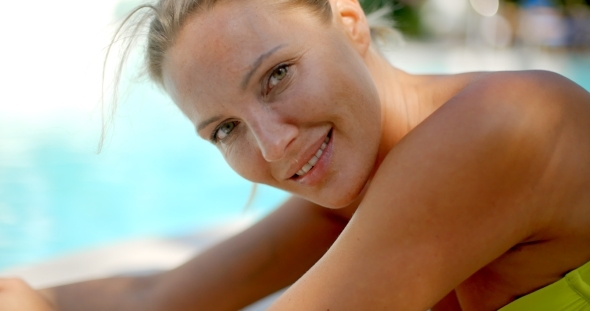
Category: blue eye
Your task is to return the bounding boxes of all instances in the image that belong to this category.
[213,121,237,142]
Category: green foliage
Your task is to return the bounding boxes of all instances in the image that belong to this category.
[360,0,394,11]
[360,0,424,37]
[359,0,590,37]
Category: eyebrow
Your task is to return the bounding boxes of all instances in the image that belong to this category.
[197,45,286,134]
[240,44,285,89]
[197,115,223,133]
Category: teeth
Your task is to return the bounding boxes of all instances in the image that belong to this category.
[295,134,330,177]
[308,155,319,166]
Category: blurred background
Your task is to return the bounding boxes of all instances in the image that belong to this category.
[0,0,588,274]
[364,0,590,49]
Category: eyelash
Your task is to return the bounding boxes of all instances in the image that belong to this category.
[211,64,292,143]
[211,120,239,143]
[264,64,291,95]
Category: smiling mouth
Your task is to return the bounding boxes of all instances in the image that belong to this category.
[292,130,332,179]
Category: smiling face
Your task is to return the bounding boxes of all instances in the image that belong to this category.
[162,0,382,208]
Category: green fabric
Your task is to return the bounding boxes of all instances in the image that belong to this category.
[499,260,590,311]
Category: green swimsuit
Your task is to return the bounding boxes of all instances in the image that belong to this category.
[499,260,590,311]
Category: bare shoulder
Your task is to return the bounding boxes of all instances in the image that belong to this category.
[419,69,590,125]
[424,70,590,163]
[448,70,590,185]
[398,69,590,243]
[412,69,590,223]
[455,70,590,114]
[267,70,590,311]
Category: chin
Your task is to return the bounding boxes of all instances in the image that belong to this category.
[314,163,376,209]
[322,198,358,209]
[315,179,369,209]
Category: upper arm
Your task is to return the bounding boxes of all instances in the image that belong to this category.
[270,71,575,310]
[41,196,353,311]
[432,290,461,311]
[149,195,352,310]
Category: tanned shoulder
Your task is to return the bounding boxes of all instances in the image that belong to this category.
[441,69,590,237]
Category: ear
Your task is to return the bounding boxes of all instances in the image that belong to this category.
[331,0,371,57]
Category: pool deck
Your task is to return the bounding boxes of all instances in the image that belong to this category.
[0,219,282,310]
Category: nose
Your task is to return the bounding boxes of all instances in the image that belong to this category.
[249,113,298,162]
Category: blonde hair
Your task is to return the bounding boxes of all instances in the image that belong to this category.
[100,0,398,151]
[108,0,331,89]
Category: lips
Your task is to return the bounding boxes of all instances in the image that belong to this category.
[294,135,330,177]
[288,130,332,180]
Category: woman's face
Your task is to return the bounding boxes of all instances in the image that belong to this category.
[162,0,382,208]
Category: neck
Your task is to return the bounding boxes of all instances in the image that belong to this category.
[364,47,436,166]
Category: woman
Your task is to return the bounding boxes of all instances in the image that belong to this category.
[1,0,589,310]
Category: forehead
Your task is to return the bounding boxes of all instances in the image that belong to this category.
[162,1,320,120]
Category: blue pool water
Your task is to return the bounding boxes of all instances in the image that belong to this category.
[0,82,289,271]
[0,48,588,272]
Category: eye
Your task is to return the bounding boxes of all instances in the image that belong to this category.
[213,121,238,142]
[267,65,289,91]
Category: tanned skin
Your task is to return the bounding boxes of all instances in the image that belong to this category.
[1,0,588,310]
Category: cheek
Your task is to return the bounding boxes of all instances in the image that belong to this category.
[222,135,269,183]
[278,69,338,119]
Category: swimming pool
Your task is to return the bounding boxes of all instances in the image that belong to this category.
[1,43,588,272]
[0,82,290,271]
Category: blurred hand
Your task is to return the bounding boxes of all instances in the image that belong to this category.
[0,278,55,311]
